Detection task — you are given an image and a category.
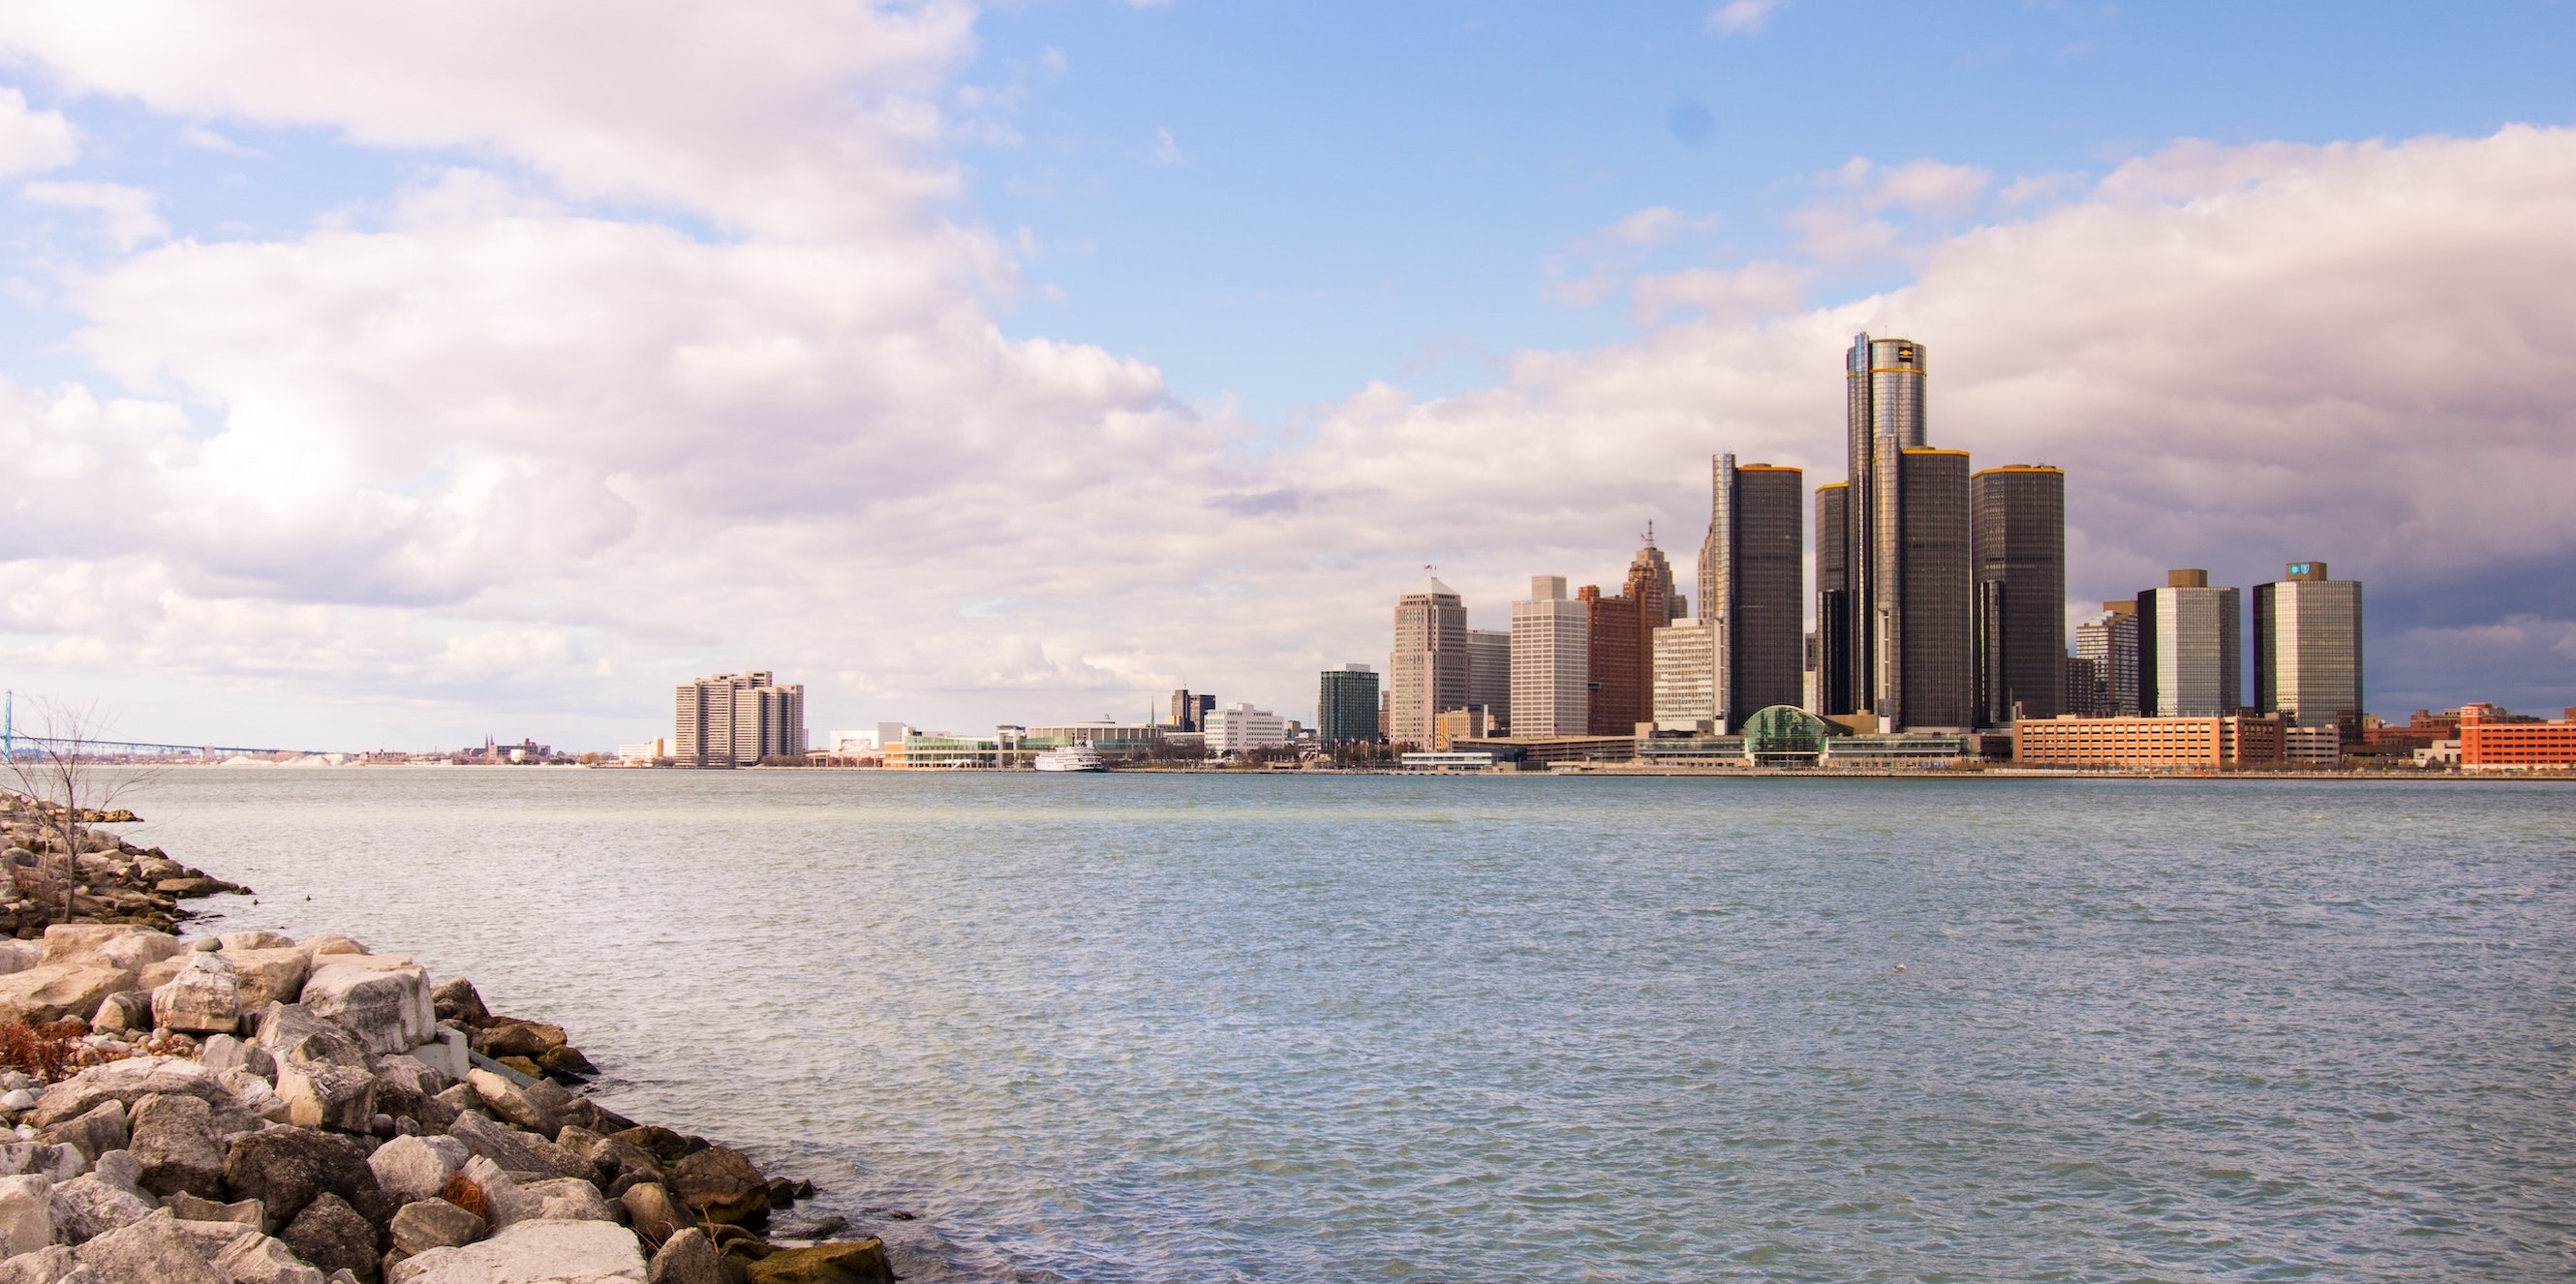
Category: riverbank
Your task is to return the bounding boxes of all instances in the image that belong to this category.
[0,795,894,1283]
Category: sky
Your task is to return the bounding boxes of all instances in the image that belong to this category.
[0,0,2570,749]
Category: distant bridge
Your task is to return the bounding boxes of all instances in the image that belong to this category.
[1,691,333,761]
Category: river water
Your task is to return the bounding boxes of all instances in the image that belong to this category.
[103,769,2576,1281]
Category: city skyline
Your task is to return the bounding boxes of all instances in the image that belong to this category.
[0,8,2567,748]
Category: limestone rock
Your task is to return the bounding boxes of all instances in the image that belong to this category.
[0,1142,86,1183]
[223,1068,291,1124]
[301,934,367,961]
[213,1232,330,1284]
[388,1199,485,1255]
[48,1169,158,1244]
[152,954,242,1035]
[28,1056,230,1129]
[368,1136,469,1206]
[646,1228,721,1284]
[221,1126,381,1226]
[72,1208,224,1284]
[138,955,190,993]
[281,1192,380,1284]
[37,1100,127,1164]
[0,1172,53,1257]
[465,1070,557,1137]
[276,1062,378,1133]
[407,1029,470,1085]
[493,1177,613,1231]
[93,932,180,974]
[302,963,436,1057]
[470,1022,564,1061]
[165,1190,266,1232]
[740,1241,895,1284]
[385,1218,646,1284]
[444,1113,556,1179]
[166,1210,260,1264]
[0,1245,81,1284]
[217,932,295,953]
[667,1147,768,1226]
[0,939,39,976]
[0,963,138,1026]
[127,1093,226,1200]
[40,926,161,966]
[428,980,486,1028]
[222,949,312,1010]
[616,1184,690,1253]
[254,1003,370,1071]
[89,992,153,1038]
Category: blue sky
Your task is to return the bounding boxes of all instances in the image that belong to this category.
[0,2,2570,747]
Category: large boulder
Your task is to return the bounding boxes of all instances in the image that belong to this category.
[369,1135,469,1205]
[667,1147,769,1226]
[222,948,312,1010]
[153,953,243,1035]
[128,1092,227,1200]
[741,1241,896,1284]
[0,963,138,1025]
[0,1246,81,1283]
[218,931,295,953]
[617,1184,690,1253]
[254,1003,370,1070]
[222,1126,382,1226]
[72,1208,225,1284]
[91,991,155,1037]
[465,1069,558,1137]
[429,978,487,1027]
[40,925,165,966]
[0,1141,87,1183]
[485,1177,614,1232]
[387,1218,647,1284]
[445,1112,558,1179]
[27,1056,231,1130]
[94,932,182,974]
[646,1228,722,1284]
[212,1232,330,1284]
[389,1198,486,1256]
[281,1191,381,1283]
[36,1098,127,1163]
[167,1189,267,1232]
[275,1061,378,1133]
[0,1173,52,1256]
[50,1166,159,1244]
[302,959,436,1056]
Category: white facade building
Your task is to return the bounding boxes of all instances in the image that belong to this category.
[1511,575,1589,737]
[1650,621,1722,732]
[616,738,669,764]
[1203,702,1291,752]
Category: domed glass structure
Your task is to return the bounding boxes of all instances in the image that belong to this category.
[1739,705,1843,766]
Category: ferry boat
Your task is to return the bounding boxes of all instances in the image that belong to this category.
[1032,744,1107,772]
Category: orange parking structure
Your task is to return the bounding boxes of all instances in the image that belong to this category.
[2460,707,2576,769]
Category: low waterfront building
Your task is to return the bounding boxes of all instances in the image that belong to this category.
[1398,751,1497,772]
[883,731,1004,770]
[2014,714,2286,769]
[615,738,668,764]
[1633,732,1749,767]
[1823,733,1976,767]
[2282,723,2342,767]
[1204,703,1291,753]
[2460,706,2576,770]
[1024,721,1164,763]
[1452,735,1635,768]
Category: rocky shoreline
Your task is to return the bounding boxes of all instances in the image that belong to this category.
[0,797,893,1284]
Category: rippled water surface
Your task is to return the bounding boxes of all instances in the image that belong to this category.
[108,770,2576,1281]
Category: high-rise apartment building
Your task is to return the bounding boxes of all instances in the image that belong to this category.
[2254,561,2364,735]
[2063,656,2108,718]
[674,671,807,768]
[2075,600,2141,717]
[1972,465,2067,725]
[1391,577,1469,747]
[1698,454,1805,729]
[1819,335,1974,730]
[1317,664,1381,745]
[1579,584,1643,737]
[1511,575,1589,737]
[2139,569,2243,717]
[1650,620,1721,731]
[1466,629,1512,733]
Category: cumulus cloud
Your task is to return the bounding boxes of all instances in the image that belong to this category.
[19,180,168,249]
[0,87,77,177]
[1705,1,1782,37]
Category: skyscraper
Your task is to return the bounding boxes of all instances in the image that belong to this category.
[2075,600,2141,717]
[1698,454,1805,728]
[1650,620,1721,731]
[2138,569,2243,717]
[1511,575,1589,737]
[1466,628,1512,732]
[1814,481,1852,715]
[1579,584,1642,736]
[2254,561,2364,735]
[1627,538,1684,705]
[1972,465,2067,725]
[1391,577,1469,747]
[1819,335,1972,730]
[1318,664,1381,745]
[675,671,806,768]
[1168,688,1198,731]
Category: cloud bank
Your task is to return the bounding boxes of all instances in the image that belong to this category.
[0,7,2568,744]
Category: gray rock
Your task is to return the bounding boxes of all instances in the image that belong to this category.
[0,1245,81,1284]
[165,1211,259,1264]
[302,963,436,1057]
[150,955,241,1035]
[275,1062,377,1133]
[644,1228,721,1284]
[127,1094,226,1200]
[221,950,312,1012]
[253,1004,369,1072]
[91,1151,139,1191]
[462,1071,557,1138]
[211,1232,328,1284]
[0,1172,53,1256]
[26,1057,231,1130]
[198,1034,251,1076]
[192,937,224,953]
[0,1088,36,1112]
[443,1112,555,1179]
[281,1192,379,1284]
[616,1183,690,1253]
[0,1141,86,1182]
[71,1208,212,1279]
[221,1127,381,1226]
[387,1199,484,1255]
[385,1218,646,1284]
[88,993,152,1038]
[50,1168,156,1244]
[427,980,486,1028]
[38,1101,127,1164]
[217,932,294,952]
[163,1190,265,1232]
[367,1136,468,1205]
[486,1177,612,1231]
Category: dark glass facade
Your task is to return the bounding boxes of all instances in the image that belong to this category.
[1317,667,1382,745]
[1894,448,1974,728]
[1972,466,2067,725]
[1814,482,1852,717]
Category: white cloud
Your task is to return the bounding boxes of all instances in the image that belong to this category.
[1705,0,1781,36]
[18,181,168,250]
[1147,126,1185,167]
[0,87,77,177]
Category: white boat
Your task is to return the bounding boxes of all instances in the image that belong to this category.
[1032,744,1107,772]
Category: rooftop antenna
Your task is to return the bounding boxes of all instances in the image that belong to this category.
[1642,520,1655,546]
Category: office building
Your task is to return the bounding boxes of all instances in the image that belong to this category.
[2254,561,2365,736]
[1467,629,1512,732]
[1433,705,1492,751]
[1167,689,1200,732]
[1627,538,1685,700]
[616,739,669,764]
[2461,705,2576,769]
[1698,454,1805,729]
[1818,335,1974,730]
[875,721,914,750]
[2282,724,2343,766]
[1391,576,1469,746]
[1203,703,1291,753]
[2064,656,2108,718]
[2138,570,2243,717]
[2074,602,2141,717]
[1972,465,2066,725]
[2014,714,2285,768]
[1511,575,1589,737]
[674,671,806,768]
[1318,664,1381,745]
[1814,481,1853,716]
[1579,584,1642,737]
[1650,620,1721,731]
